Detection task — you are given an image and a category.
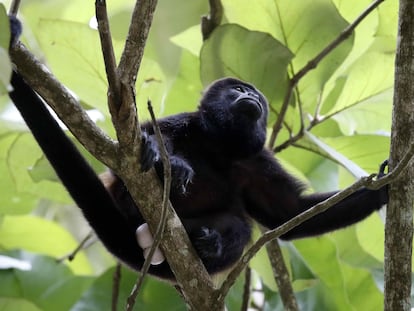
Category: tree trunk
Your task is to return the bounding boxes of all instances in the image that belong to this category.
[384,0,414,310]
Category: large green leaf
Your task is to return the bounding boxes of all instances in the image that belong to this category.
[162,50,203,116]
[0,298,41,311]
[293,237,352,311]
[323,45,395,119]
[36,20,167,119]
[0,216,92,274]
[0,251,94,311]
[0,134,37,214]
[200,24,293,108]
[4,133,71,204]
[223,0,354,110]
[72,266,185,311]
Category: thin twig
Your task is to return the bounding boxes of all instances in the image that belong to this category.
[217,148,413,301]
[268,0,385,148]
[240,267,251,311]
[201,0,223,40]
[265,236,298,310]
[8,0,21,15]
[218,174,375,300]
[57,231,95,263]
[95,0,121,106]
[112,262,122,311]
[126,100,172,311]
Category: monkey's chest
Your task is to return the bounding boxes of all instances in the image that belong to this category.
[170,166,242,218]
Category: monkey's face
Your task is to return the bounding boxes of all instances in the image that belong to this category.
[199,78,268,156]
[200,77,268,127]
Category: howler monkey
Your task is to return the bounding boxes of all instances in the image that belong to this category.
[8,19,388,281]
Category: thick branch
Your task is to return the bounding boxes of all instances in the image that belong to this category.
[126,101,172,311]
[10,43,118,169]
[384,0,414,309]
[117,0,158,87]
[100,1,217,308]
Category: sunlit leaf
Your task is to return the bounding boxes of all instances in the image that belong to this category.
[72,266,185,311]
[0,216,92,274]
[0,251,94,311]
[200,24,293,107]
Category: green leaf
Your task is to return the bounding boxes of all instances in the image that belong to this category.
[340,263,383,310]
[0,298,42,311]
[272,0,354,110]
[163,50,203,116]
[200,24,293,107]
[0,216,92,274]
[297,134,390,177]
[36,19,167,121]
[0,251,94,311]
[356,213,385,263]
[72,266,185,311]
[4,133,71,204]
[0,5,11,95]
[0,134,37,214]
[323,47,395,118]
[293,237,353,311]
[0,4,10,50]
[171,25,203,56]
[36,20,108,112]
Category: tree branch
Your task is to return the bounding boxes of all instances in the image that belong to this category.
[99,1,217,309]
[384,0,414,308]
[126,101,172,311]
[112,262,122,311]
[8,0,21,15]
[217,151,412,301]
[95,0,121,107]
[240,267,251,311]
[265,238,298,311]
[117,0,158,87]
[201,0,223,40]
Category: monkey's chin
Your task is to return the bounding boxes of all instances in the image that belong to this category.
[231,98,262,120]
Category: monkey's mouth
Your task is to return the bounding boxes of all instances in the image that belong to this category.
[232,96,263,120]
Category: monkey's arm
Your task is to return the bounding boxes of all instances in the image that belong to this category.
[242,150,388,239]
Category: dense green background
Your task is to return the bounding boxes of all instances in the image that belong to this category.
[0,0,401,310]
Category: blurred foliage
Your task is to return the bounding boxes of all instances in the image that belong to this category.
[0,0,405,310]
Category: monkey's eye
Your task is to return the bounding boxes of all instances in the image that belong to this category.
[234,86,243,92]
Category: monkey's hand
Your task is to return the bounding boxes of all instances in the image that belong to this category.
[377,159,389,205]
[135,223,165,265]
[140,132,160,172]
[140,132,194,192]
[170,156,194,193]
[378,159,389,179]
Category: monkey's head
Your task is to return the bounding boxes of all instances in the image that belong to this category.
[199,78,268,157]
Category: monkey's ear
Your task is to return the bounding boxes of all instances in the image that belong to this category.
[8,15,22,46]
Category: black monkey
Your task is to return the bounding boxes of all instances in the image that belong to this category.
[8,18,388,281]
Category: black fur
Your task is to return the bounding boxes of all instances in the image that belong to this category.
[9,72,388,280]
[8,18,388,280]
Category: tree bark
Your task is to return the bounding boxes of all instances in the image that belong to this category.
[384,0,414,310]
